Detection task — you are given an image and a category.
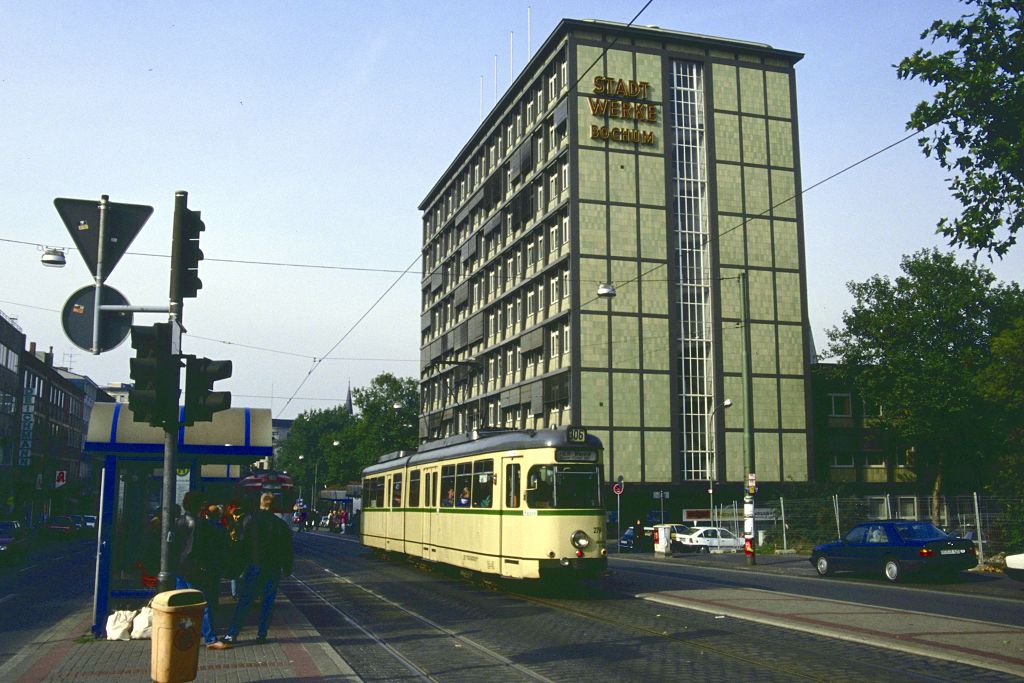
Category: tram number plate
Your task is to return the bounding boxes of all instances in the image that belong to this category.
[567,426,588,443]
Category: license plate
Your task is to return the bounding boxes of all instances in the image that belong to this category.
[940,549,965,555]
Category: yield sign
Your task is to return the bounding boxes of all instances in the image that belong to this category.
[54,197,153,278]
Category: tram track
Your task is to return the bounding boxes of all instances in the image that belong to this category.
[289,549,556,682]
[289,533,1010,682]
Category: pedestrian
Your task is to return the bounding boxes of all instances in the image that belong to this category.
[225,501,246,598]
[173,491,231,650]
[223,492,294,644]
[339,508,348,534]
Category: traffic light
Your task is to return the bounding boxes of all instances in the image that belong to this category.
[129,323,179,427]
[172,205,204,300]
[183,356,232,425]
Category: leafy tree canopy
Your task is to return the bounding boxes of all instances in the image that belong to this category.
[825,249,1023,514]
[896,0,1024,257]
[273,372,418,505]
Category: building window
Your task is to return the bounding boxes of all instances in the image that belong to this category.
[866,496,887,520]
[829,393,852,417]
[831,452,854,468]
[865,452,886,468]
[896,496,917,520]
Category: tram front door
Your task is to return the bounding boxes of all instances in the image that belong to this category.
[500,456,523,578]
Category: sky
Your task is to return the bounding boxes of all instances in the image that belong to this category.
[1,1,1020,420]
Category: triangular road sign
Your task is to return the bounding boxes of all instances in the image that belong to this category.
[54,197,153,278]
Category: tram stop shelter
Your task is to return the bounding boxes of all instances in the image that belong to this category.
[84,402,272,636]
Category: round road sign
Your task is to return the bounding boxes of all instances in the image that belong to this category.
[612,482,623,496]
[61,284,132,352]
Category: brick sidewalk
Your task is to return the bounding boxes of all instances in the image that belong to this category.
[0,588,361,682]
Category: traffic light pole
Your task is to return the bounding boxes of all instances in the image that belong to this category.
[156,191,189,593]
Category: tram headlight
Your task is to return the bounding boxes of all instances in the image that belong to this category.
[570,530,591,550]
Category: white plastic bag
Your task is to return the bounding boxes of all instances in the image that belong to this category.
[130,606,153,639]
[105,609,138,641]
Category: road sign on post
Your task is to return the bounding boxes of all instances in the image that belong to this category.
[54,197,153,277]
[61,285,132,352]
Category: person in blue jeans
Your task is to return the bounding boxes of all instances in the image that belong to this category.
[173,491,231,650]
[223,492,294,643]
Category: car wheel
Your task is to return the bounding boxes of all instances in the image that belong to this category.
[883,558,901,582]
[698,545,710,554]
[814,555,832,577]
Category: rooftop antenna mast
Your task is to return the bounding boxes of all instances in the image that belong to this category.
[528,6,532,58]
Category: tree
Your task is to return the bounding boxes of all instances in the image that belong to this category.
[825,249,1023,522]
[274,372,419,501]
[896,0,1024,257]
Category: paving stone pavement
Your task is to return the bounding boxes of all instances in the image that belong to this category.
[0,590,361,682]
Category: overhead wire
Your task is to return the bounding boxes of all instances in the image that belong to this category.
[274,251,423,418]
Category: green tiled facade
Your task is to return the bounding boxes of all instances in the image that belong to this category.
[418,19,812,488]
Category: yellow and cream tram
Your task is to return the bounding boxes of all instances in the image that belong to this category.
[361,428,607,579]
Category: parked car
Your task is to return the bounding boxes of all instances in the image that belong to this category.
[811,520,978,582]
[675,526,744,553]
[0,520,29,563]
[618,526,653,552]
[43,515,78,538]
[1003,552,1023,582]
[68,515,86,534]
[665,524,696,552]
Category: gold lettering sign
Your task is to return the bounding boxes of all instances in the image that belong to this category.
[589,75,658,145]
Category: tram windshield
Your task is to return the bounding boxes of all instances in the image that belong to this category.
[526,465,602,509]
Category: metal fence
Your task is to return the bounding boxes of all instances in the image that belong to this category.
[711,492,1024,560]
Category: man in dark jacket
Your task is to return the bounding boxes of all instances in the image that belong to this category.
[173,491,231,650]
[223,492,293,643]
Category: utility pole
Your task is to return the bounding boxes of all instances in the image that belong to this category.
[739,272,756,565]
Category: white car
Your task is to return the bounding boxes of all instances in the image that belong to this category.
[1006,553,1024,582]
[676,526,744,553]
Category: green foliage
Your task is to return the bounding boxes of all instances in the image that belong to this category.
[274,373,418,500]
[896,0,1024,257]
[825,249,1024,501]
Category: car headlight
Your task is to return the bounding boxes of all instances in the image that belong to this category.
[570,530,591,550]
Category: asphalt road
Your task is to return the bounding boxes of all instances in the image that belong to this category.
[286,531,1021,682]
[0,534,96,667]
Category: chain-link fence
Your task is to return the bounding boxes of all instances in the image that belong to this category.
[711,492,1024,559]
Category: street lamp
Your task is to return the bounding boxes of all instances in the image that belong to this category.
[707,398,732,526]
[298,455,318,513]
[597,283,616,299]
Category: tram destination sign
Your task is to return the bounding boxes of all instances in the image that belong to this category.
[555,449,598,463]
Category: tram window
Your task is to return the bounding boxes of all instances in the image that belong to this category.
[392,473,403,507]
[455,462,472,507]
[472,459,494,508]
[409,470,421,507]
[506,463,520,508]
[526,464,602,509]
[365,477,385,508]
[427,472,437,507]
[441,465,456,507]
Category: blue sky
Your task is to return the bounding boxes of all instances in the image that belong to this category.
[1,1,1020,419]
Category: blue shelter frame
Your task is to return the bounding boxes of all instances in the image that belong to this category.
[85,402,273,636]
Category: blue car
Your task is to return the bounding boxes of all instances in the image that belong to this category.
[811,520,977,582]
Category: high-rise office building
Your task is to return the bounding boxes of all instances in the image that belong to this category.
[419,19,813,486]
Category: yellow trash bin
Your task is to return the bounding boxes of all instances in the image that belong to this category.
[150,589,207,683]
